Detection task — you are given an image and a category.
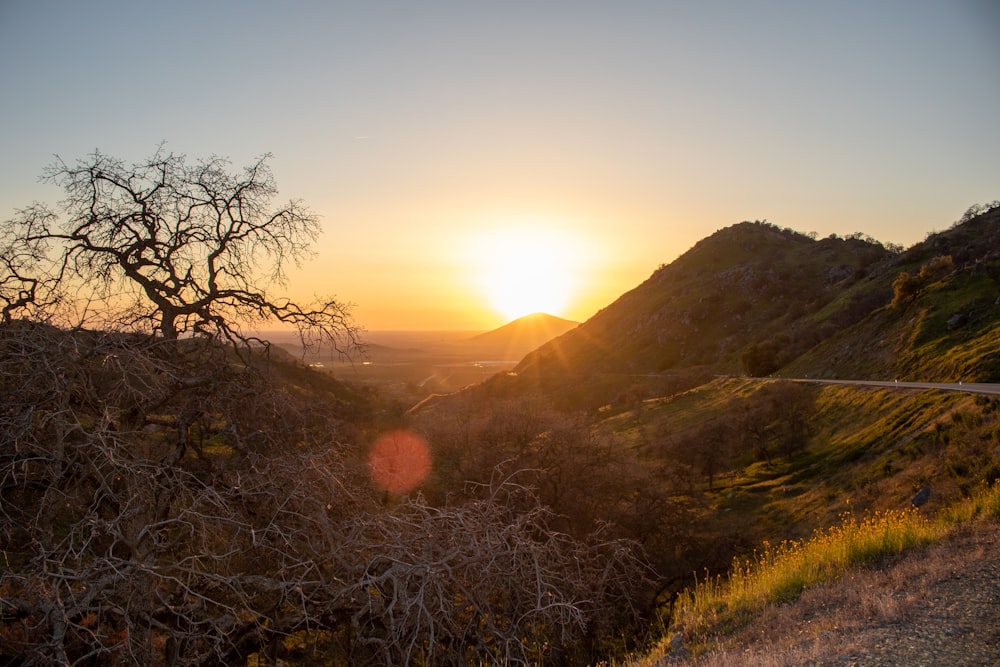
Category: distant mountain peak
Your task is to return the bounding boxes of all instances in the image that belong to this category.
[470,312,577,340]
[462,312,579,359]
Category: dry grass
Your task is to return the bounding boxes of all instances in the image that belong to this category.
[666,520,999,667]
[630,483,1000,666]
[670,509,942,642]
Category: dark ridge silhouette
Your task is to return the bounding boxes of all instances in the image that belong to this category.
[462,312,579,358]
[511,207,1000,385]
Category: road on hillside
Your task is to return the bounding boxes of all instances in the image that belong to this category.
[779,378,1000,397]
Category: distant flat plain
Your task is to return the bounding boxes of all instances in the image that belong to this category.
[262,329,521,398]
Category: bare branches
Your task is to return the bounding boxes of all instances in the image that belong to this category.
[0,322,363,664]
[0,323,652,665]
[2,148,357,353]
[341,487,653,666]
[0,206,61,323]
[0,148,654,664]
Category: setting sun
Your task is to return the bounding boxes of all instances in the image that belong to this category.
[469,225,585,322]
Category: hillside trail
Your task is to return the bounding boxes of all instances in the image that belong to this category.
[682,520,1000,667]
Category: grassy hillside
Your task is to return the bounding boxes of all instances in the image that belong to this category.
[633,486,1000,665]
[785,259,1000,382]
[513,206,1000,386]
[570,375,1000,665]
[412,370,1000,588]
[600,379,991,545]
[515,221,894,378]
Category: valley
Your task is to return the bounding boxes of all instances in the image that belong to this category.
[273,210,1000,662]
[269,312,580,400]
[4,205,1000,665]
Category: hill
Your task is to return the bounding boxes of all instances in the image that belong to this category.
[511,207,1000,386]
[786,206,1000,382]
[406,205,1000,662]
[513,221,893,378]
[461,312,578,358]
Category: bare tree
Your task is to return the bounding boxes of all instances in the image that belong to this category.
[1,147,358,354]
[0,206,58,322]
[0,331,373,664]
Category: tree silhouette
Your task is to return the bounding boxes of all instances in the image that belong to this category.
[2,147,357,353]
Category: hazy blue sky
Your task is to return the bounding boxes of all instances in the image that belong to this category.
[1,1,998,329]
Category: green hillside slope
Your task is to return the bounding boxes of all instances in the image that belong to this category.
[787,207,1000,382]
[515,221,893,378]
[513,206,1000,386]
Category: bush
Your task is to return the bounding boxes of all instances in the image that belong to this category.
[892,255,955,309]
[0,323,653,665]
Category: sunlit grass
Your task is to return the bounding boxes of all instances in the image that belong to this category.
[637,482,1000,664]
[938,480,1000,524]
[670,508,942,646]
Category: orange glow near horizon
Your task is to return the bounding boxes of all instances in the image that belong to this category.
[285,209,642,331]
[283,208,644,331]
[4,5,995,334]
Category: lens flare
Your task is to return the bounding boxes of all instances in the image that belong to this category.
[368,430,431,493]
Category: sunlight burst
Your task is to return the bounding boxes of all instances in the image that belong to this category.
[470,224,583,322]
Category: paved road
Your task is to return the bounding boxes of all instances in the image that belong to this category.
[780,378,1000,397]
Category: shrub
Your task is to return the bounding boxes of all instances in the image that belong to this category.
[891,271,921,308]
[891,255,955,309]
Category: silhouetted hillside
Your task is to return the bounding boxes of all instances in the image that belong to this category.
[515,221,893,378]
[461,312,578,358]
[513,207,1000,384]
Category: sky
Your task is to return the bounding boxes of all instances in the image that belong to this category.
[1,1,998,331]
